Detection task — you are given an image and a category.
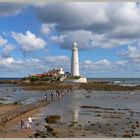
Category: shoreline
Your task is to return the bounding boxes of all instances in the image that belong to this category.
[0,79,140,91]
[20,81,140,91]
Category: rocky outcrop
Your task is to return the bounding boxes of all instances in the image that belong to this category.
[0,80,21,84]
[45,115,61,124]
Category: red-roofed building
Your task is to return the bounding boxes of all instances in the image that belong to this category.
[35,68,65,78]
[35,74,44,77]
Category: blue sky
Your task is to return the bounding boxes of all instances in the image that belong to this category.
[0,2,140,78]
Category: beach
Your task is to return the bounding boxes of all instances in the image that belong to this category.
[0,81,140,137]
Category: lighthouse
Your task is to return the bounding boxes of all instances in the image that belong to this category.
[71,42,80,76]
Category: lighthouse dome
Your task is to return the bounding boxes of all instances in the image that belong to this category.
[73,42,78,51]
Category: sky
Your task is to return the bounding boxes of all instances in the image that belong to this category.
[0,2,140,78]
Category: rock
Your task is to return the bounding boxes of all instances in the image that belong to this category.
[34,130,48,138]
[41,135,47,138]
[45,125,54,132]
[68,125,71,127]
[135,133,140,136]
[45,115,61,124]
[132,131,135,136]
[52,131,57,136]
[85,128,89,131]
[85,95,90,98]
[98,125,101,128]
[136,122,139,127]
[122,134,132,138]
[34,132,40,138]
[44,125,58,137]
[114,134,117,137]
[124,130,129,133]
[90,123,95,126]
[35,123,40,125]
[131,125,136,129]
[14,101,22,105]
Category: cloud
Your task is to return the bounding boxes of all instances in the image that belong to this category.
[45,55,70,71]
[36,2,109,32]
[0,56,45,75]
[27,58,40,63]
[34,2,140,50]
[0,55,70,76]
[0,36,7,47]
[51,30,133,50]
[2,43,15,57]
[40,23,55,35]
[82,59,126,72]
[0,3,25,17]
[51,30,94,50]
[0,56,22,70]
[12,31,46,52]
[45,55,69,63]
[120,44,140,63]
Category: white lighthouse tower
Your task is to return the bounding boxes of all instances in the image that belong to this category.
[71,42,80,76]
[65,42,87,83]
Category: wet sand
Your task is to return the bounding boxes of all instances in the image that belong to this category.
[0,104,21,113]
[0,107,42,138]
[1,108,140,138]
[1,83,140,138]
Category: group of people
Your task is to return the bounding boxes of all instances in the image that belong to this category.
[41,89,72,103]
[20,116,33,130]
[50,89,72,101]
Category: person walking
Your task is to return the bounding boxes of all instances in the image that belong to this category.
[51,93,53,101]
[20,117,24,129]
[28,116,32,129]
[45,94,47,101]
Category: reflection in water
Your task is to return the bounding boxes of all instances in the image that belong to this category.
[69,91,83,126]
[72,106,80,126]
[72,106,80,125]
